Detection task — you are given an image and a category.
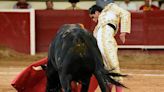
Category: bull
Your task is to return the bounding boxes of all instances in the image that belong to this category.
[46,24,126,92]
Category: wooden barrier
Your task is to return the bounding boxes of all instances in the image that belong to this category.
[0,10,164,54]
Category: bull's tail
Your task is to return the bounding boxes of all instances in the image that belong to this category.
[101,69,127,88]
[94,67,127,90]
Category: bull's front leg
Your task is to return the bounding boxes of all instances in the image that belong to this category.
[46,60,61,92]
[59,74,72,92]
[80,76,91,92]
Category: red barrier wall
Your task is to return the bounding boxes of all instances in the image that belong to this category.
[36,10,164,53]
[144,11,164,45]
[0,12,30,53]
[1,10,164,54]
[115,11,146,45]
[35,10,93,52]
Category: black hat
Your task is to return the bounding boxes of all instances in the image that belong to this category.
[68,0,79,3]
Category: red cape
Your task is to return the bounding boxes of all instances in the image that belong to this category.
[11,58,98,92]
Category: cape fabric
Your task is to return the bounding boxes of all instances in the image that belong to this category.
[11,58,98,92]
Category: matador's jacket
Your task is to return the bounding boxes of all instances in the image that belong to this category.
[93,3,131,81]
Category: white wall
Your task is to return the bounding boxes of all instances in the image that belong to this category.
[0,1,159,10]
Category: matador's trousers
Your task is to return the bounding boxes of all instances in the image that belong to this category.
[94,24,122,81]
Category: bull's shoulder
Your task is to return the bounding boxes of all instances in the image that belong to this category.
[83,31,97,47]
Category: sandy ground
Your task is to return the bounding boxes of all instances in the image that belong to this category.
[0,48,164,92]
[1,67,164,92]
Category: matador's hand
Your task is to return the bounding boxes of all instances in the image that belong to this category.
[119,32,126,44]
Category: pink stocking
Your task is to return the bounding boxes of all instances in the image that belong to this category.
[108,84,113,92]
[116,86,123,92]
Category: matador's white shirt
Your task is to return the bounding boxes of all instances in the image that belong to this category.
[94,3,131,37]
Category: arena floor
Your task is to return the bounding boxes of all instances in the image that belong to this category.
[0,48,164,92]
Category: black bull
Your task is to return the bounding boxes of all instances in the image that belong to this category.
[46,24,125,92]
